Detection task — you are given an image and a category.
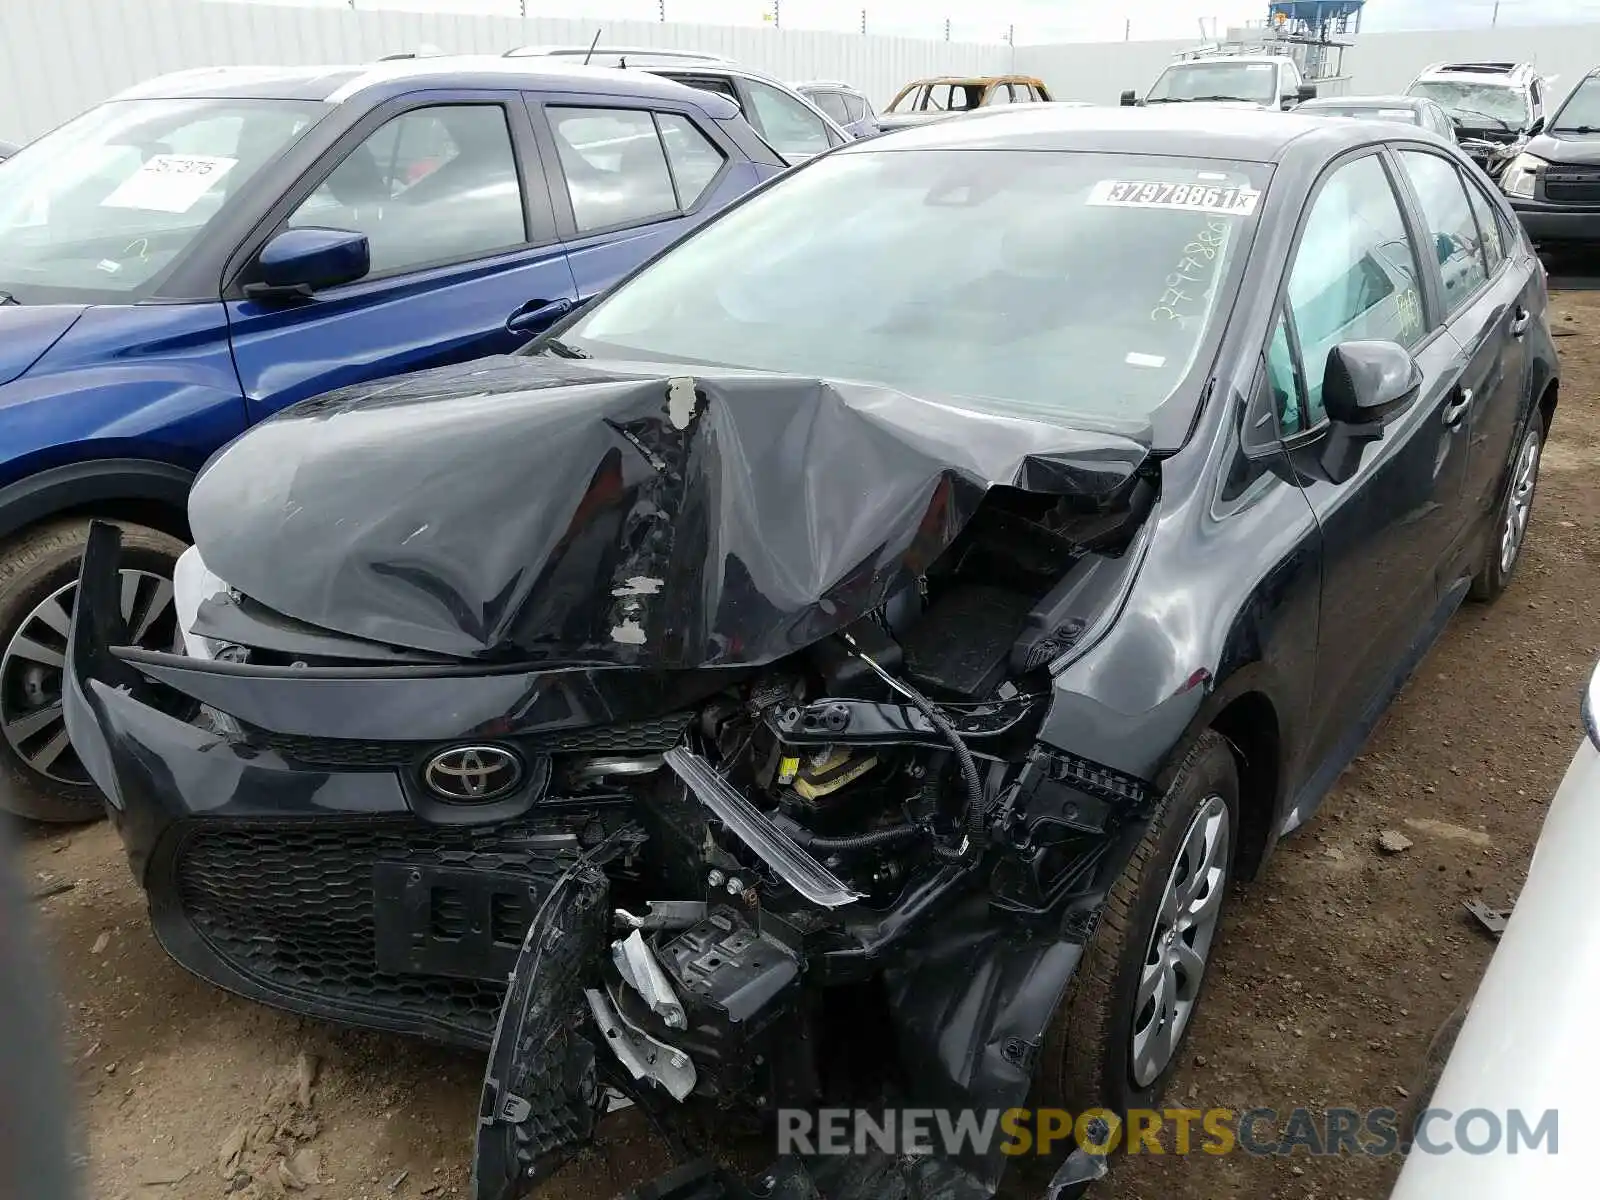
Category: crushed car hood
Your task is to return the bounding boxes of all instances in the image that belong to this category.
[188,356,1150,666]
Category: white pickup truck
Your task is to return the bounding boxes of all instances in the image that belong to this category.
[1121,54,1317,112]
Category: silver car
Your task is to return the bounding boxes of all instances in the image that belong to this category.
[1389,660,1600,1196]
[503,46,851,164]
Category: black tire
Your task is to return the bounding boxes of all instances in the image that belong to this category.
[1036,731,1240,1127]
[0,518,186,823]
[1470,418,1543,604]
[1399,1000,1469,1146]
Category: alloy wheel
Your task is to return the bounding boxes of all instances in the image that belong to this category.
[1499,426,1542,576]
[1,570,175,786]
[1130,794,1231,1087]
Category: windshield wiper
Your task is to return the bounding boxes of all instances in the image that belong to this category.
[1452,106,1512,130]
[1186,94,1256,103]
[0,291,18,306]
[1552,124,1600,134]
[542,337,589,359]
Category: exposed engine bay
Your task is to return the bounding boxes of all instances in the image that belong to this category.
[63,363,1166,1200]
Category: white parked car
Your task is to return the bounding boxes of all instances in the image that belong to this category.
[1389,659,1600,1196]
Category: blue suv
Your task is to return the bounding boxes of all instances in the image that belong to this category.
[0,57,784,821]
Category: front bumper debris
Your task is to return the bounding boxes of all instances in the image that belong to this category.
[65,523,1118,1200]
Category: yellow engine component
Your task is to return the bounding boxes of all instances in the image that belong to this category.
[792,747,879,801]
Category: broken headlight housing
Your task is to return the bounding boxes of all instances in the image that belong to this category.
[1501,152,1546,200]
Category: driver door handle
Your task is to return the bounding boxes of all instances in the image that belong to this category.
[507,297,575,336]
[1509,306,1532,338]
[1443,387,1473,428]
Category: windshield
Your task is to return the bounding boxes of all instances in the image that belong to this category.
[1551,77,1600,132]
[552,149,1269,444]
[0,98,322,303]
[1407,80,1530,129]
[1146,62,1278,105]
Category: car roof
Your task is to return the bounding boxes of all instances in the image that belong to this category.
[1300,94,1427,108]
[108,56,740,117]
[1168,55,1295,67]
[795,80,863,94]
[852,103,1390,162]
[1414,61,1533,85]
[900,75,1046,87]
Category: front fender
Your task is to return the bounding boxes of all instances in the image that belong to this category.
[1038,451,1320,794]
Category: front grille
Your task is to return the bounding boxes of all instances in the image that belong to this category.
[171,819,582,1040]
[1544,164,1600,204]
[245,712,693,770]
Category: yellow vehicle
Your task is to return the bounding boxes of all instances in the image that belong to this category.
[877,75,1054,131]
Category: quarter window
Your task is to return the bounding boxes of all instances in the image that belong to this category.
[288,104,526,275]
[656,112,725,209]
[812,91,850,123]
[1398,150,1490,312]
[550,107,678,232]
[746,81,833,158]
[1285,154,1425,426]
[844,94,871,122]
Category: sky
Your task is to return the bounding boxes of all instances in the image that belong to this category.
[237,0,1600,44]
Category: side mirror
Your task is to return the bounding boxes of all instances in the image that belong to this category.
[247,228,370,301]
[1319,340,1422,482]
[1297,84,1318,102]
[1528,115,1546,136]
[1120,90,1138,107]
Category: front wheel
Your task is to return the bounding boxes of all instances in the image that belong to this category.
[1036,731,1240,1123]
[0,519,186,823]
[1470,420,1543,603]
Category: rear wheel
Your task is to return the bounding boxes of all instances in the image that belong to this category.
[1470,419,1542,603]
[1036,731,1239,1126]
[0,519,185,823]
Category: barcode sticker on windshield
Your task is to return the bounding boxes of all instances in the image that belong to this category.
[1087,179,1261,216]
[101,155,237,214]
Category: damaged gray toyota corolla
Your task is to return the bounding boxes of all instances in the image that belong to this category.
[63,107,1558,1200]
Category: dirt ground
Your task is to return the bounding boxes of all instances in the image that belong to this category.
[18,287,1600,1200]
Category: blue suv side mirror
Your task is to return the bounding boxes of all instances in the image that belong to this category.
[248,228,371,301]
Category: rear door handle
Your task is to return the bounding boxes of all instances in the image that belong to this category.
[1510,306,1531,338]
[1443,388,1473,427]
[507,297,575,336]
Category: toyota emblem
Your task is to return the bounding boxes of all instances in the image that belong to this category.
[423,745,524,802]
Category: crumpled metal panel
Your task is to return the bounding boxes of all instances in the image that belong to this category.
[188,355,1149,666]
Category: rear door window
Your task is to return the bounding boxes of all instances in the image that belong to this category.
[549,107,678,233]
[1463,177,1507,273]
[843,93,871,122]
[1398,150,1490,314]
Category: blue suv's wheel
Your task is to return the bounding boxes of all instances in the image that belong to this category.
[0,519,185,822]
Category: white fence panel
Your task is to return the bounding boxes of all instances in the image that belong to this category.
[0,0,1007,141]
